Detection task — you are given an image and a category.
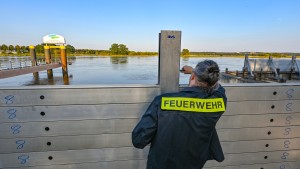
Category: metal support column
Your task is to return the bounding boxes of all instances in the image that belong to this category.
[158,30,181,94]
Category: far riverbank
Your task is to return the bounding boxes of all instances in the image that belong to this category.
[1,53,299,58]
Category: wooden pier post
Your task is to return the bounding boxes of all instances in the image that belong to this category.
[60,46,68,73]
[29,45,39,78]
[158,30,181,93]
[29,46,37,66]
[44,46,53,79]
[60,46,69,85]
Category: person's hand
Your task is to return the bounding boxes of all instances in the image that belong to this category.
[180,65,193,74]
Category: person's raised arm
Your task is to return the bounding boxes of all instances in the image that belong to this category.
[181,65,193,74]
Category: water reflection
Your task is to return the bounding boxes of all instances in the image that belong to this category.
[110,57,128,64]
[25,74,72,85]
[0,56,245,86]
[182,57,189,62]
[110,57,128,70]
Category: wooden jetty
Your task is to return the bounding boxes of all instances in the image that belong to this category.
[0,63,61,79]
[0,45,68,80]
[0,31,299,169]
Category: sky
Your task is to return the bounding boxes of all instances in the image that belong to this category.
[1,0,300,53]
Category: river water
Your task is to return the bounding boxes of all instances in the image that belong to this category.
[0,56,245,86]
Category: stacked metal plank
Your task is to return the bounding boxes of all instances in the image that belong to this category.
[0,84,299,169]
[205,84,300,169]
[0,85,157,168]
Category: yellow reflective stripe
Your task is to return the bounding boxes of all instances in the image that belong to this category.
[161,97,225,113]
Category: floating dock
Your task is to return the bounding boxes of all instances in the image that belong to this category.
[223,55,300,83]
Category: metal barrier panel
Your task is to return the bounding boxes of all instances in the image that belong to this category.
[273,60,293,71]
[248,59,270,71]
[0,84,299,169]
[249,58,296,72]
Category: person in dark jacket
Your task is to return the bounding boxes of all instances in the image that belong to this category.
[132,60,227,169]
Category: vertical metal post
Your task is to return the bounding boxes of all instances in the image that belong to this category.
[60,46,69,85]
[158,30,181,94]
[44,46,53,79]
[291,55,300,78]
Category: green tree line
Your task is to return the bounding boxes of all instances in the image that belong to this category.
[187,51,298,58]
[0,44,76,55]
[0,43,158,56]
[2,43,297,57]
[0,44,29,54]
